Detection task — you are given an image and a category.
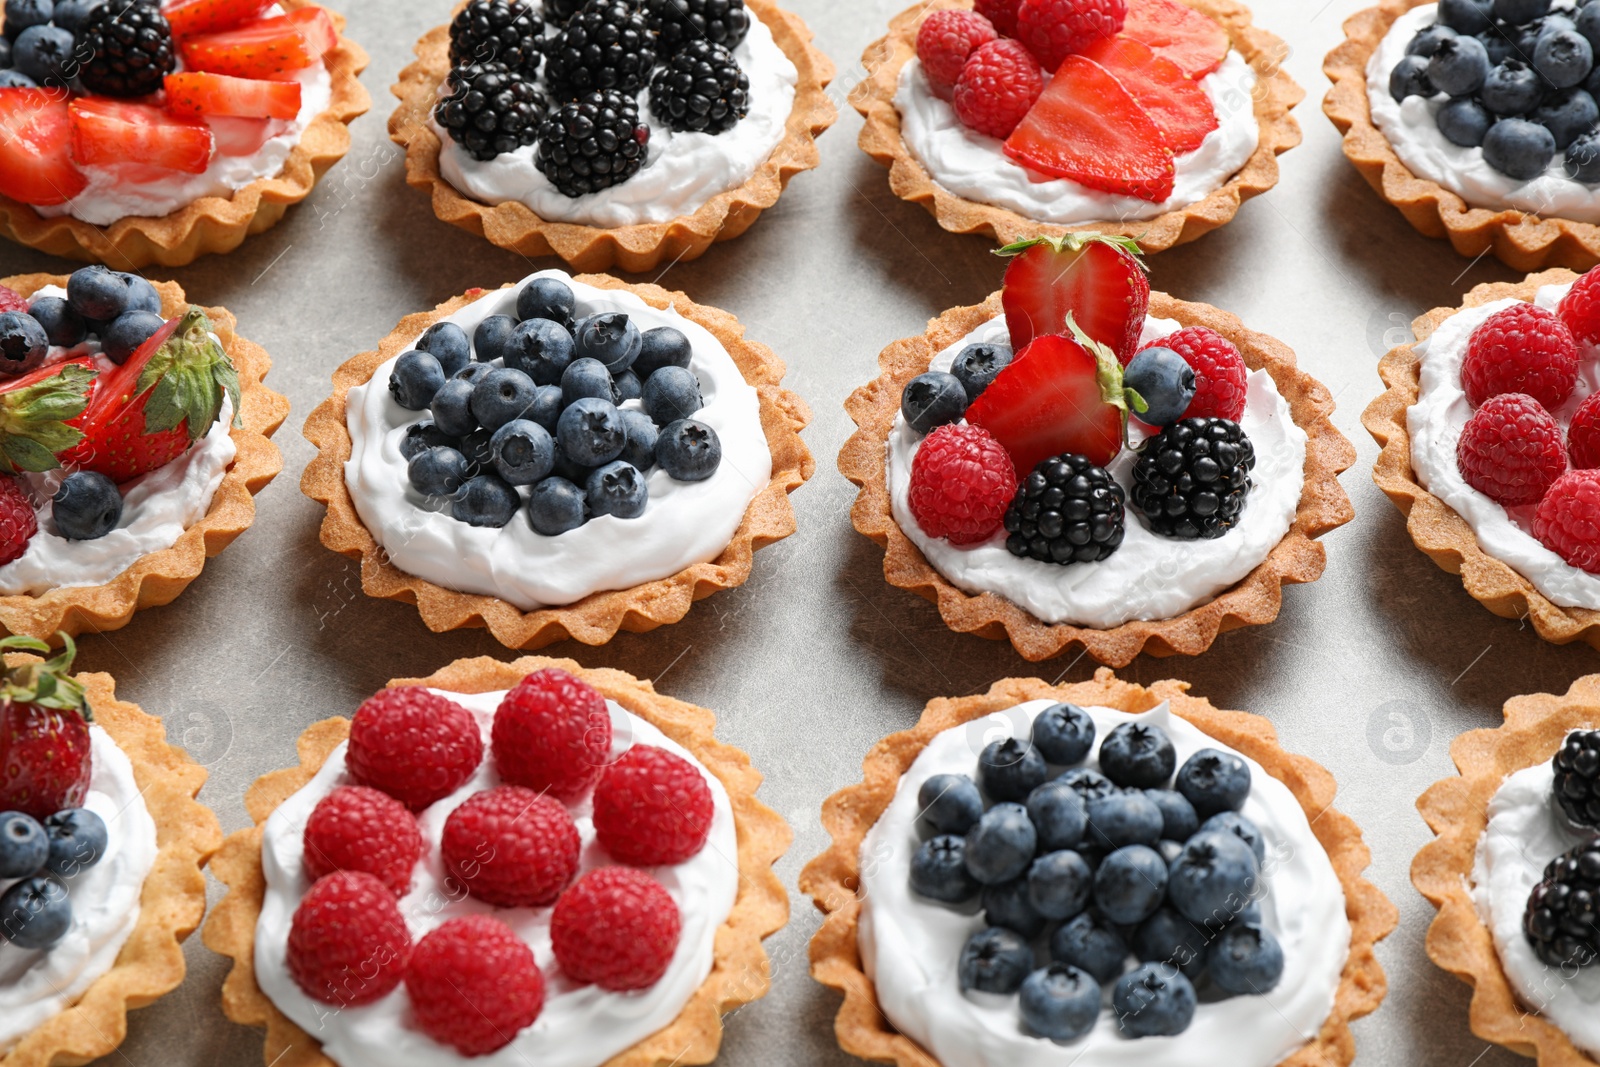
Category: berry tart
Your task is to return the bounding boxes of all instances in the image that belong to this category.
[388,0,836,272]
[302,269,810,649]
[801,670,1395,1067]
[849,0,1303,254]
[0,636,221,1066]
[0,268,285,641]
[840,234,1354,665]
[0,0,370,268]
[204,656,789,1067]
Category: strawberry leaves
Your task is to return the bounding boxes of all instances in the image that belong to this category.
[0,362,93,473]
[0,633,89,720]
[136,308,241,440]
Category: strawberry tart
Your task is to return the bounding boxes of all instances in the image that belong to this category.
[204,656,789,1067]
[0,0,369,268]
[851,0,1303,254]
[840,234,1354,665]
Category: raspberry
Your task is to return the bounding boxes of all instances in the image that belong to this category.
[1015,0,1127,71]
[285,872,412,1007]
[491,668,613,801]
[952,39,1043,140]
[302,786,424,898]
[1462,303,1578,411]
[0,286,27,315]
[975,0,1021,37]
[593,745,715,866]
[551,867,682,991]
[441,785,580,908]
[1560,268,1600,347]
[1159,327,1247,421]
[916,10,997,100]
[346,687,483,811]
[405,916,545,1056]
[0,477,37,567]
[908,423,1018,545]
[1535,469,1600,573]
[1571,393,1600,469]
[1456,392,1566,507]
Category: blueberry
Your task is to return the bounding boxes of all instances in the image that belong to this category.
[430,377,478,437]
[516,276,576,327]
[900,370,967,434]
[556,396,625,467]
[101,309,163,364]
[1157,838,1185,865]
[13,23,70,84]
[52,471,120,540]
[1027,849,1092,920]
[561,356,614,407]
[1019,964,1100,1041]
[957,926,1034,994]
[1113,962,1197,1037]
[505,318,576,385]
[489,419,555,485]
[1208,922,1285,994]
[1086,791,1164,850]
[586,460,648,519]
[612,369,642,403]
[1026,779,1087,851]
[964,802,1037,885]
[1537,27,1595,88]
[473,314,518,364]
[1494,0,1550,23]
[910,834,979,903]
[2,0,50,39]
[390,351,446,410]
[1476,28,1512,68]
[1390,53,1435,100]
[42,808,105,877]
[27,296,84,348]
[573,312,642,373]
[1124,347,1197,427]
[1051,910,1129,985]
[450,474,519,527]
[1133,907,1209,980]
[120,273,161,314]
[408,446,470,497]
[1582,2,1600,52]
[1092,844,1167,925]
[1407,22,1459,56]
[1200,811,1266,865]
[1568,126,1600,178]
[0,811,46,878]
[0,68,35,86]
[51,0,97,35]
[617,408,658,471]
[65,265,135,322]
[527,476,587,535]
[1167,830,1259,926]
[459,427,493,468]
[1533,87,1600,148]
[0,31,10,65]
[1098,722,1177,789]
[0,310,46,376]
[455,361,493,386]
[1484,116,1558,178]
[527,384,564,433]
[979,737,1048,801]
[1031,703,1095,764]
[400,420,454,462]
[1060,767,1116,803]
[0,875,70,950]
[983,877,1046,937]
[655,418,721,481]
[633,325,692,378]
[1175,747,1251,818]
[918,772,984,835]
[1482,60,1541,117]
[1145,789,1199,841]
[416,321,471,376]
[469,366,539,431]
[641,365,703,425]
[1429,34,1491,95]
[950,342,1013,403]
[550,447,594,486]
[1438,96,1494,146]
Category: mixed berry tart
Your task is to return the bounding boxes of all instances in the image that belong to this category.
[388,0,836,272]
[0,636,221,1066]
[801,670,1395,1067]
[849,0,1303,254]
[204,656,789,1067]
[839,234,1354,665]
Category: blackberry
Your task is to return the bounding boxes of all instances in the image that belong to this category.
[649,38,748,134]
[1129,417,1255,540]
[645,0,750,55]
[536,89,650,197]
[541,0,587,25]
[435,63,546,162]
[1004,453,1125,565]
[1555,730,1600,830]
[1524,837,1600,968]
[74,0,175,98]
[543,0,657,101]
[449,0,543,76]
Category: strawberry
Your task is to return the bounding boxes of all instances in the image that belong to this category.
[1080,36,1218,153]
[0,634,93,821]
[1120,0,1230,78]
[163,0,277,38]
[0,358,98,475]
[997,233,1150,363]
[180,7,338,79]
[1005,55,1175,202]
[208,116,274,156]
[70,98,215,175]
[165,71,303,120]
[0,89,87,207]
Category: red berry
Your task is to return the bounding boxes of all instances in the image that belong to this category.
[1455,392,1566,507]
[0,476,37,567]
[0,699,90,819]
[593,745,715,866]
[0,286,27,315]
[1462,303,1578,411]
[952,39,1043,140]
[1158,327,1247,421]
[976,0,1022,37]
[405,916,545,1056]
[441,785,580,908]
[1571,393,1600,469]
[302,786,423,898]
[1015,0,1127,71]
[1535,469,1600,572]
[907,423,1018,545]
[551,867,682,991]
[491,668,612,802]
[346,687,483,811]
[1560,268,1600,348]
[917,10,997,100]
[286,871,412,1007]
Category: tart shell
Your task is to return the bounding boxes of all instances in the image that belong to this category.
[850,0,1304,254]
[0,274,289,642]
[1362,268,1600,649]
[0,1,371,269]
[2,661,222,1067]
[203,653,792,1067]
[799,668,1397,1067]
[300,274,814,649]
[839,290,1355,665]
[388,0,837,273]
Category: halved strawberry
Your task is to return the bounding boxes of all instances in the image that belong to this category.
[181,7,338,78]
[165,71,303,120]
[1120,0,1230,78]
[0,357,97,474]
[208,115,274,156]
[0,89,86,207]
[997,233,1150,364]
[163,0,277,38]
[1005,56,1175,203]
[1080,36,1218,154]
[70,98,215,175]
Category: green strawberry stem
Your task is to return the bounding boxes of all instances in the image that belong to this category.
[138,309,242,439]
[994,233,1149,272]
[0,364,94,473]
[0,633,90,720]
[1065,313,1148,455]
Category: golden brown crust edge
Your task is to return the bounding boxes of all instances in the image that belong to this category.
[0,1,372,269]
[1360,268,1600,649]
[387,0,837,273]
[300,274,814,650]
[850,0,1303,254]
[202,654,792,1067]
[839,290,1355,666]
[0,274,289,642]
[798,668,1397,1067]
[2,665,222,1067]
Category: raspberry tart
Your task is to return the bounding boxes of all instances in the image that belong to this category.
[0,636,221,1066]
[389,0,836,272]
[850,0,1303,254]
[801,669,1395,1067]
[840,234,1354,665]
[204,655,789,1067]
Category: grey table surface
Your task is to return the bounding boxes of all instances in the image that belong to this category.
[9,0,1590,1063]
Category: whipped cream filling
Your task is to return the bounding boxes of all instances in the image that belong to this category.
[343,269,772,611]
[893,51,1260,225]
[435,12,798,227]
[254,687,740,1067]
[886,314,1307,628]
[0,726,159,1053]
[858,700,1350,1067]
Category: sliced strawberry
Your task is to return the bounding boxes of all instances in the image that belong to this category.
[163,0,277,38]
[0,89,86,207]
[0,357,97,475]
[208,115,274,156]
[997,233,1150,364]
[1120,0,1229,78]
[181,7,338,78]
[70,98,215,175]
[165,71,303,120]
[1080,36,1217,154]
